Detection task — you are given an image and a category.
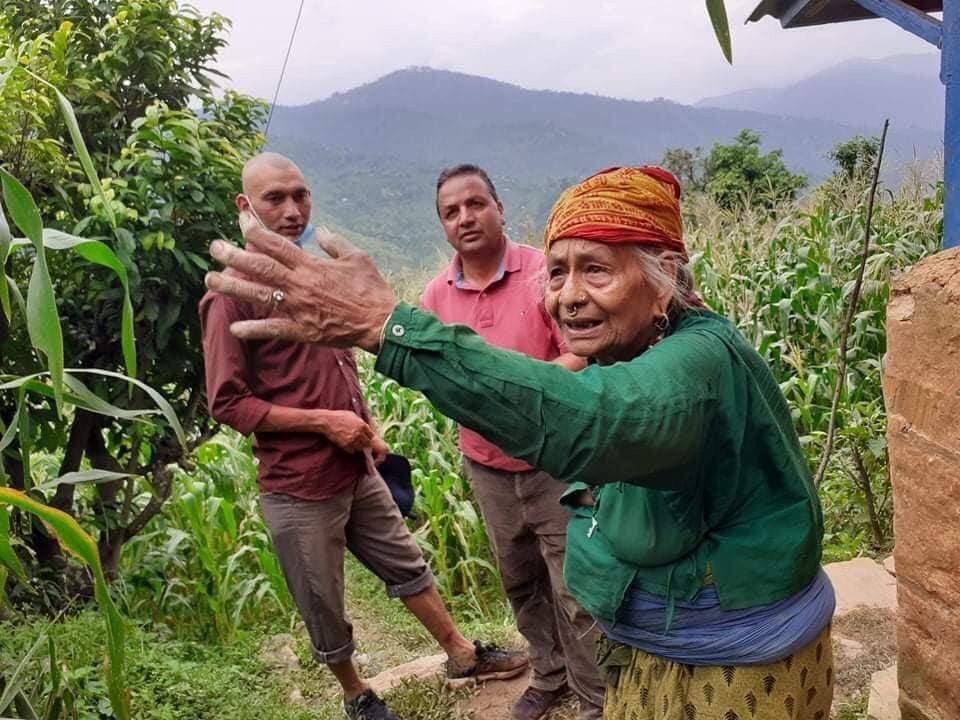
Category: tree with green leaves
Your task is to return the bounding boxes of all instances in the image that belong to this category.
[830,135,881,180]
[703,129,807,209]
[660,146,706,193]
[1,1,266,583]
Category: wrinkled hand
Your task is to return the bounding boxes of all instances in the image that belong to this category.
[370,433,389,465]
[324,410,374,453]
[205,213,399,351]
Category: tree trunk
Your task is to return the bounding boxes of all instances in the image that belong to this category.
[32,411,96,571]
[86,426,128,580]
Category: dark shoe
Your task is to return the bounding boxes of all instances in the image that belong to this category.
[511,684,569,720]
[343,689,399,720]
[447,640,530,683]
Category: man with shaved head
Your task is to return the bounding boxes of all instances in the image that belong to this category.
[199,153,528,720]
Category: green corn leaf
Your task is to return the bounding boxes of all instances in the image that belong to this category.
[41,230,136,378]
[0,194,11,320]
[0,171,41,247]
[706,0,733,64]
[0,392,19,455]
[0,488,129,720]
[1,373,155,425]
[20,71,118,231]
[5,275,25,319]
[25,255,64,411]
[0,506,27,583]
[47,636,62,704]
[35,469,137,493]
[66,369,186,447]
[0,370,184,445]
[16,387,32,492]
[0,170,64,411]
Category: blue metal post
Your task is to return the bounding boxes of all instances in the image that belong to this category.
[944,1,960,249]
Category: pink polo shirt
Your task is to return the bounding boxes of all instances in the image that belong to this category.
[421,239,566,472]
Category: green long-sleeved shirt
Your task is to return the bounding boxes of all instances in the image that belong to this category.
[375,303,823,621]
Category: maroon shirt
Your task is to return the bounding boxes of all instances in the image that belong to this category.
[199,289,366,500]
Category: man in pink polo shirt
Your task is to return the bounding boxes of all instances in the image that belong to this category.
[422,164,604,720]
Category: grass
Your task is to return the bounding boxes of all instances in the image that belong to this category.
[0,553,518,720]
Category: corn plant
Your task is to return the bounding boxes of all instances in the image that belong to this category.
[360,358,501,614]
[688,172,941,553]
[118,433,293,641]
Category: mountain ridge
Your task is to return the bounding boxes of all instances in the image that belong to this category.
[697,52,943,132]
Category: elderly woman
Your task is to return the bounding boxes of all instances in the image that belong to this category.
[206,167,835,720]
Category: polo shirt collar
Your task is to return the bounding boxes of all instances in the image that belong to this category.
[446,237,523,288]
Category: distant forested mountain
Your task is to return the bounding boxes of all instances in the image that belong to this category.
[267,65,942,270]
[698,53,943,133]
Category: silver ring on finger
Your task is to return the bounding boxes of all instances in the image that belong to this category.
[271,288,285,306]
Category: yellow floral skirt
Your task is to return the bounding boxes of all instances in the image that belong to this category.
[600,626,833,720]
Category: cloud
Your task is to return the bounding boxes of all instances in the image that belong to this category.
[191,0,940,105]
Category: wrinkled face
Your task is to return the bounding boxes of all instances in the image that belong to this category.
[237,165,312,239]
[436,174,505,259]
[545,239,668,364]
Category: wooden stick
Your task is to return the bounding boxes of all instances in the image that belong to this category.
[813,118,890,488]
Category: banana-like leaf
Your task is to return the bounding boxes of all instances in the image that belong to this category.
[706,0,733,64]
[0,170,63,411]
[35,469,136,493]
[0,488,129,720]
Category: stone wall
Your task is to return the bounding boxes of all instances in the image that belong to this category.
[883,247,960,720]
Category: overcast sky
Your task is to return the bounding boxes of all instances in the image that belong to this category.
[187,0,938,106]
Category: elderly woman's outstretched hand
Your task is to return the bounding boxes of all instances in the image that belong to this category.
[205,212,399,351]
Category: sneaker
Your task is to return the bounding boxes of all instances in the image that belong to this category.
[447,640,530,683]
[511,685,570,720]
[343,689,399,720]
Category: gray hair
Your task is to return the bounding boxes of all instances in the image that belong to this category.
[630,245,698,316]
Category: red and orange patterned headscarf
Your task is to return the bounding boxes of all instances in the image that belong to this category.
[543,166,687,261]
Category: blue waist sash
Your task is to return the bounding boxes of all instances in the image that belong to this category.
[598,568,835,666]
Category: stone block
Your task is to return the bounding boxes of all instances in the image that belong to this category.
[883,248,960,452]
[824,558,897,617]
[868,665,900,720]
[260,633,301,672]
[883,248,960,720]
[367,653,447,695]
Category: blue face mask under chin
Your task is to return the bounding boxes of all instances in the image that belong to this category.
[296,223,316,248]
[239,196,314,248]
